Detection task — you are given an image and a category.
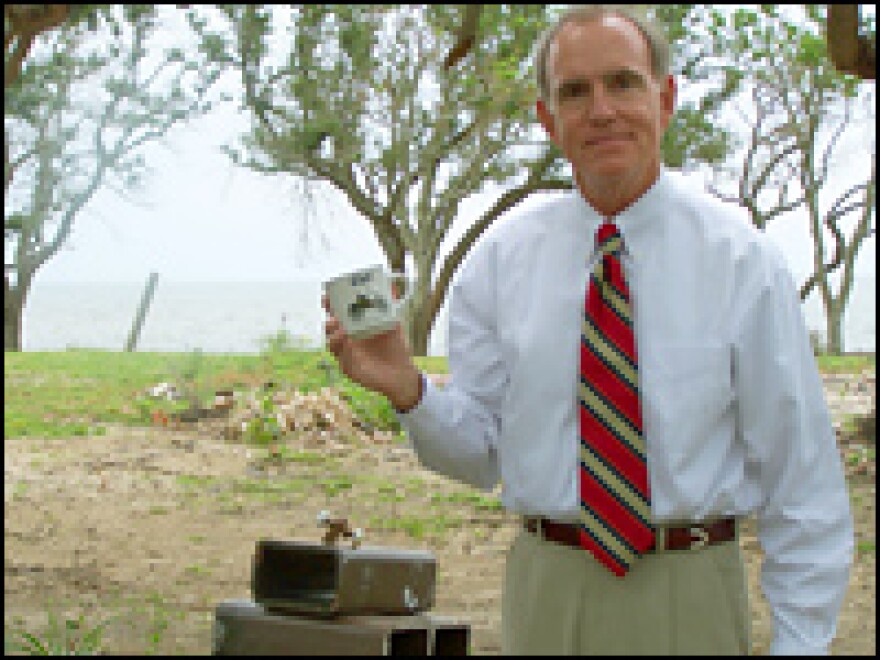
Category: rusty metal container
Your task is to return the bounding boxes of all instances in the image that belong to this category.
[252,538,437,617]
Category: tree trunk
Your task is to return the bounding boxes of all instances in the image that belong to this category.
[409,295,432,357]
[4,273,29,352]
[825,297,845,356]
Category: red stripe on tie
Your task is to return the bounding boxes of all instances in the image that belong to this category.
[578,528,628,577]
[580,469,652,551]
[579,408,649,498]
[579,345,641,425]
[586,287,636,362]
[605,255,629,295]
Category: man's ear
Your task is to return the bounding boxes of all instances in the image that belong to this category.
[660,74,676,131]
[536,98,558,145]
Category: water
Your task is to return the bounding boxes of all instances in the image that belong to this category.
[21,276,875,355]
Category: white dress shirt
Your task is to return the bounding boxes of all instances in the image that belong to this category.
[398,168,853,655]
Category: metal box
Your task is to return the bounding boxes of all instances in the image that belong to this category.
[252,539,437,617]
[213,599,469,656]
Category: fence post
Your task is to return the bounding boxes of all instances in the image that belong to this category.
[124,271,159,352]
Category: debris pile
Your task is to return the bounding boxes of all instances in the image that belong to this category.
[223,387,367,443]
[824,371,876,481]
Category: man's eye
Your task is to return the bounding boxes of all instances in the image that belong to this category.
[609,72,641,90]
[559,81,589,99]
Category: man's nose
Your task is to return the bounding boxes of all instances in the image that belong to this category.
[586,84,616,120]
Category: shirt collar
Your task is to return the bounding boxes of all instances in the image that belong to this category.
[574,166,671,263]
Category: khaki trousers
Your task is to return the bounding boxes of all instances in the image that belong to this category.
[502,523,751,655]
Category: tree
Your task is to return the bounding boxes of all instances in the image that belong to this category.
[708,7,875,355]
[195,5,741,355]
[5,4,95,87]
[444,4,877,80]
[827,4,876,80]
[4,5,223,351]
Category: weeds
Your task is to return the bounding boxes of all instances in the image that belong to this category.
[370,514,464,540]
[430,491,504,512]
[4,610,108,655]
[241,387,284,447]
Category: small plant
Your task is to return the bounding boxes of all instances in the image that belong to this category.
[257,319,310,376]
[5,611,108,655]
[320,476,354,497]
[242,388,283,446]
[258,325,301,355]
[118,592,172,656]
[134,395,190,427]
[181,349,211,413]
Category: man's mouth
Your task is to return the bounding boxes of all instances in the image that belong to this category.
[586,135,631,147]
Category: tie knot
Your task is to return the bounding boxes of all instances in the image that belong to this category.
[596,222,622,256]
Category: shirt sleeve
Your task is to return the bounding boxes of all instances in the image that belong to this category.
[731,243,854,655]
[395,243,505,491]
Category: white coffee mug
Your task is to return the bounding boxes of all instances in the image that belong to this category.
[323,265,414,339]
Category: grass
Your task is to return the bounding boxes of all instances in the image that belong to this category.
[4,349,447,440]
[369,513,465,540]
[816,353,876,373]
[431,490,504,512]
[3,592,179,656]
[4,611,108,655]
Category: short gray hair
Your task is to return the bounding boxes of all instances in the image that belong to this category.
[534,5,671,104]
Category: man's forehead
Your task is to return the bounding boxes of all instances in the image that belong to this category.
[547,16,652,77]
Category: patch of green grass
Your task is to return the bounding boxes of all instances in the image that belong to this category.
[370,514,464,540]
[816,353,876,374]
[857,540,875,555]
[4,350,449,440]
[375,482,407,503]
[184,564,211,576]
[175,475,219,490]
[176,473,312,507]
[319,476,355,497]
[4,610,110,655]
[3,591,196,656]
[430,490,504,512]
[231,477,310,499]
[404,477,428,491]
[265,447,334,466]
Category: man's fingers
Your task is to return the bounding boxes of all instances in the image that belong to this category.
[325,321,345,354]
[325,316,341,336]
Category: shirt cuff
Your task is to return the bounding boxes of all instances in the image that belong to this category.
[394,372,438,421]
[769,629,829,656]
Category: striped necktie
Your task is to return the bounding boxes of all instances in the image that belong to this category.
[578,222,654,577]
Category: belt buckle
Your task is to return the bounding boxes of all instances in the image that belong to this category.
[688,526,710,550]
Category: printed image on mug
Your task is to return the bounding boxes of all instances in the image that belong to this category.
[323,265,414,339]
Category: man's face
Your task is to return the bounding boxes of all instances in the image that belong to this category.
[537,16,675,206]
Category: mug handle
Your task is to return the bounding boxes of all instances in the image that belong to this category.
[389,271,414,314]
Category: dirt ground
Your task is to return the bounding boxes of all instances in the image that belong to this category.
[4,373,875,655]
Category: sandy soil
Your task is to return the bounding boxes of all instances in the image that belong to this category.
[3,373,875,655]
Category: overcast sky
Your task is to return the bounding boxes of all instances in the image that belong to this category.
[32,10,876,290]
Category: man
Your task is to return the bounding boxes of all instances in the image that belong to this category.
[324,6,853,655]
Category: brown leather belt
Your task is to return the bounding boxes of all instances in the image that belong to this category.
[523,516,736,552]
